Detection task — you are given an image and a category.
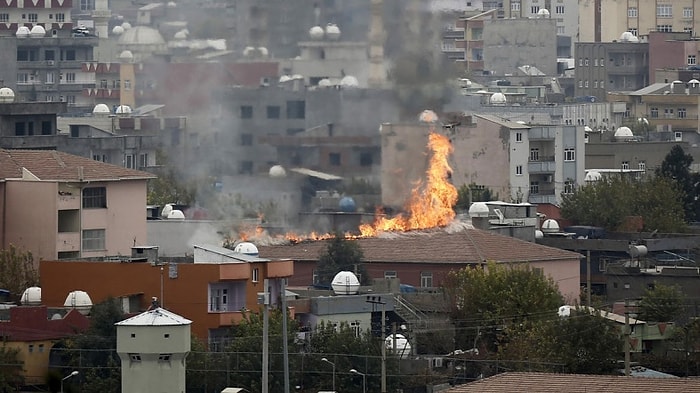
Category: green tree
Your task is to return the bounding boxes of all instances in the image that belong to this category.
[454,184,498,211]
[317,234,367,286]
[0,245,38,303]
[57,298,125,393]
[147,151,197,207]
[0,344,23,393]
[225,309,300,393]
[656,145,700,222]
[638,283,685,322]
[561,176,686,232]
[499,308,623,374]
[443,262,563,352]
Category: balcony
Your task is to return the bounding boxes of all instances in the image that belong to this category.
[56,232,80,253]
[528,189,558,204]
[443,29,465,40]
[529,127,557,140]
[215,311,246,328]
[528,157,556,173]
[218,263,250,280]
[57,192,80,210]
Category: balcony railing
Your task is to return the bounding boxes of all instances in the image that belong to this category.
[528,160,556,173]
[57,193,80,210]
[56,232,80,253]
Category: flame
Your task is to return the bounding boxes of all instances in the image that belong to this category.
[233,125,457,245]
[359,129,457,236]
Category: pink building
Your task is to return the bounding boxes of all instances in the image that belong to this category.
[0,149,154,263]
[648,31,700,84]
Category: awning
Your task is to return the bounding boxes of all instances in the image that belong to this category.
[290,167,342,181]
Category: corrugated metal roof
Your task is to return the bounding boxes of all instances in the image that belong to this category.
[115,307,191,326]
[193,244,270,263]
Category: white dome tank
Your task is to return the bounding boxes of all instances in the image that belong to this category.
[234,242,259,257]
[115,105,132,114]
[318,78,332,88]
[468,202,490,218]
[161,203,173,218]
[173,30,187,40]
[21,286,41,305]
[92,103,111,115]
[279,75,292,83]
[118,50,134,62]
[490,92,507,105]
[619,31,639,43]
[418,109,438,123]
[340,75,359,88]
[167,210,185,220]
[585,170,602,182]
[112,25,124,35]
[309,26,325,40]
[243,46,256,57]
[258,47,269,57]
[537,8,550,18]
[121,22,132,30]
[614,126,634,141]
[331,271,360,295]
[325,23,341,40]
[16,26,30,38]
[385,334,412,359]
[30,25,46,37]
[269,165,286,178]
[64,290,93,315]
[0,87,16,103]
[541,219,560,233]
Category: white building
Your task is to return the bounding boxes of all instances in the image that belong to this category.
[116,307,192,393]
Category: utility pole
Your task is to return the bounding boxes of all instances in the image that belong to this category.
[366,295,387,393]
[260,279,270,393]
[624,298,631,376]
[281,278,290,393]
[586,250,591,307]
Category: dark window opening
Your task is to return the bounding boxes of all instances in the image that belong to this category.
[239,161,253,174]
[360,152,373,166]
[42,121,52,135]
[241,134,253,146]
[329,153,341,166]
[240,105,253,119]
[286,100,305,119]
[83,187,107,208]
[266,105,280,119]
[14,122,25,136]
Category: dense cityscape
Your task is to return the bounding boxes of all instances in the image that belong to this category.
[2,0,700,392]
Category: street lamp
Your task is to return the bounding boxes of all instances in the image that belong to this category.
[61,370,79,393]
[349,369,366,393]
[321,357,336,392]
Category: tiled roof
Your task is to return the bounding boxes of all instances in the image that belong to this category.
[0,149,155,182]
[257,225,581,264]
[445,372,700,392]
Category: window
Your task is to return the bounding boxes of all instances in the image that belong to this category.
[82,229,106,250]
[564,148,575,161]
[555,5,564,14]
[657,25,673,32]
[530,181,539,194]
[65,72,75,83]
[80,0,94,11]
[678,108,687,118]
[384,271,397,279]
[593,81,598,88]
[638,161,646,172]
[628,7,637,17]
[252,268,259,282]
[14,122,25,136]
[531,6,539,14]
[124,80,131,90]
[240,105,253,119]
[689,55,697,66]
[578,80,583,88]
[139,153,148,168]
[420,272,433,288]
[557,26,565,34]
[684,7,693,18]
[28,344,34,353]
[675,131,683,141]
[41,121,51,135]
[28,13,37,23]
[584,58,589,66]
[55,13,65,22]
[593,58,598,67]
[350,321,361,337]
[511,2,520,11]
[516,165,523,175]
[584,80,589,88]
[621,161,630,170]
[125,154,135,169]
[17,49,28,62]
[530,148,539,161]
[312,269,319,284]
[100,79,108,88]
[657,4,672,18]
[83,187,106,208]
[65,49,75,61]
[515,132,522,142]
[329,152,341,166]
[600,80,605,88]
[600,58,605,67]
[0,14,8,23]
[286,100,305,119]
[38,344,44,353]
[266,105,280,119]
[112,80,120,89]
[158,354,172,362]
[650,107,659,118]
[129,354,141,362]
[239,160,253,174]
[360,152,373,166]
[241,134,253,146]
[209,288,228,312]
[664,108,674,118]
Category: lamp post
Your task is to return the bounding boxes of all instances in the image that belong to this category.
[61,370,79,393]
[321,357,336,392]
[349,369,366,393]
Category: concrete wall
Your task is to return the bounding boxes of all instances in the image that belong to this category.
[379,123,431,209]
[4,180,58,263]
[484,18,557,76]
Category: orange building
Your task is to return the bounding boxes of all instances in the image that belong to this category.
[39,245,293,344]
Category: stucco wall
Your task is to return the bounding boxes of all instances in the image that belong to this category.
[4,180,57,263]
[484,18,557,76]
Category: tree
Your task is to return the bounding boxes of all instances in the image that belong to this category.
[454,184,498,211]
[443,262,563,352]
[57,298,125,393]
[316,234,367,286]
[147,151,198,207]
[499,308,622,374]
[0,344,23,393]
[638,283,684,322]
[656,145,700,222]
[560,176,686,232]
[0,245,38,303]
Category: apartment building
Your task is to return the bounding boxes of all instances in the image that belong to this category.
[575,40,649,101]
[0,149,154,262]
[579,0,700,43]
